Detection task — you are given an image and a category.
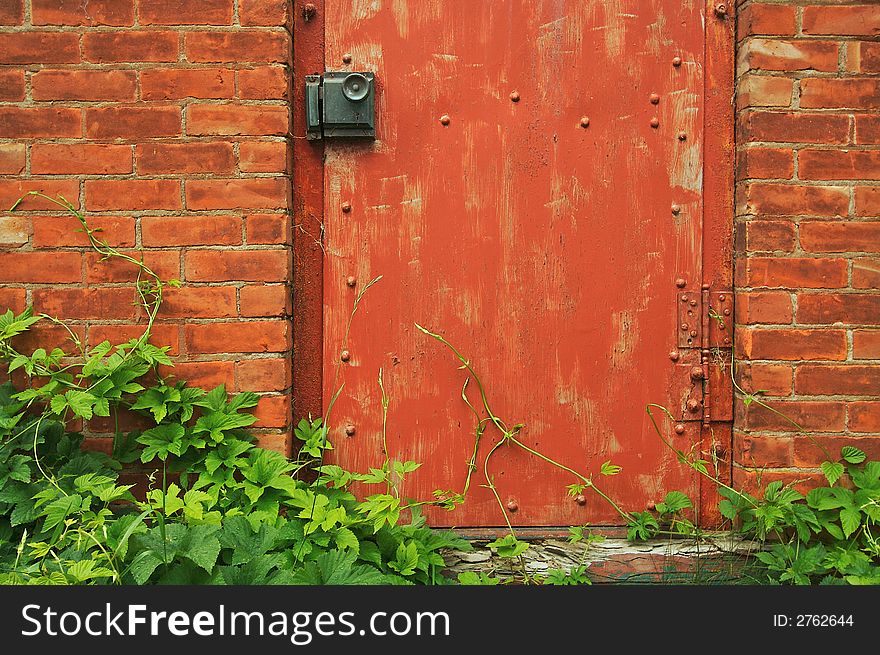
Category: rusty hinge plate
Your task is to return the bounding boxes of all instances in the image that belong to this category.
[677,290,733,349]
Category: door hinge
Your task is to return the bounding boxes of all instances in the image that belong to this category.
[675,283,733,426]
[305,72,376,140]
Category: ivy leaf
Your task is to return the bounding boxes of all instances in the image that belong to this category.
[49,394,67,416]
[41,494,83,532]
[839,508,861,539]
[656,490,692,514]
[487,534,529,558]
[128,549,164,585]
[137,423,185,462]
[840,446,866,465]
[600,460,622,476]
[64,390,96,420]
[334,527,359,553]
[821,461,845,487]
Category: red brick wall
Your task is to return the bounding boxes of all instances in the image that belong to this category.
[735,1,880,487]
[0,1,293,451]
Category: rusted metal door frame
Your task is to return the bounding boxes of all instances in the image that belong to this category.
[292,1,736,524]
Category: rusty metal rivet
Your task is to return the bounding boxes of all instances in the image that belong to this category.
[671,204,681,215]
[669,351,680,362]
[509,90,520,102]
[690,366,704,381]
[687,399,701,413]
[506,500,518,512]
[689,299,697,307]
[719,294,726,302]
[341,201,352,213]
[579,116,590,128]
[647,502,656,511]
[344,424,356,436]
[346,276,357,287]
[681,294,688,302]
[672,56,682,67]
[575,494,586,506]
[690,330,698,337]
[674,424,686,435]
[649,93,660,104]
[678,131,687,141]
[342,53,352,64]
[340,350,351,362]
[714,3,728,17]
[439,114,451,126]
[724,337,732,345]
[723,308,731,316]
[676,278,687,288]
[302,3,317,20]
[650,117,660,128]
[680,323,689,331]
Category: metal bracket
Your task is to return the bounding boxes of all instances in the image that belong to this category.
[305,71,376,140]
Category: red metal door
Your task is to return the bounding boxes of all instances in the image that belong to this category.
[295,1,733,527]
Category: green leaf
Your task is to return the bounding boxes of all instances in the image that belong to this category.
[128,550,164,585]
[657,490,692,514]
[49,394,67,415]
[41,494,83,532]
[841,446,866,465]
[839,508,861,538]
[137,423,185,462]
[821,460,845,487]
[600,460,622,476]
[64,389,96,420]
[334,527,359,553]
[389,541,420,576]
[487,534,529,558]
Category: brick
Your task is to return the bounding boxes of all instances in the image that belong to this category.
[239,141,287,172]
[0,252,82,283]
[187,105,288,136]
[85,180,181,211]
[855,187,880,216]
[851,42,880,74]
[136,142,234,174]
[236,358,290,392]
[735,290,792,324]
[850,402,880,433]
[737,362,793,396]
[0,32,80,63]
[254,432,290,454]
[160,286,237,318]
[797,293,880,325]
[253,394,290,428]
[743,257,847,289]
[0,107,81,138]
[800,79,880,110]
[800,222,880,253]
[0,180,80,211]
[739,39,838,74]
[737,75,793,109]
[185,250,289,282]
[139,0,232,25]
[793,435,880,468]
[0,0,23,24]
[185,179,288,210]
[733,433,792,468]
[739,111,850,145]
[802,5,880,37]
[853,330,880,359]
[239,284,289,317]
[738,147,793,180]
[239,0,288,26]
[90,406,154,434]
[159,360,235,391]
[737,4,796,39]
[33,215,135,248]
[86,106,180,139]
[741,329,846,361]
[32,0,134,25]
[737,184,848,217]
[88,323,180,355]
[743,220,796,252]
[742,400,845,432]
[83,31,178,62]
[795,365,880,395]
[238,66,288,99]
[0,288,27,313]
[11,324,86,354]
[0,216,28,247]
[855,116,880,145]
[800,149,880,181]
[141,215,242,246]
[184,320,290,353]
[32,69,137,101]
[86,250,180,283]
[0,70,25,101]
[246,214,288,244]
[32,287,140,321]
[31,144,132,175]
[185,31,288,63]
[0,144,26,175]
[853,258,880,289]
[140,68,234,100]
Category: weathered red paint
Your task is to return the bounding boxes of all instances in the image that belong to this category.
[302,1,733,527]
